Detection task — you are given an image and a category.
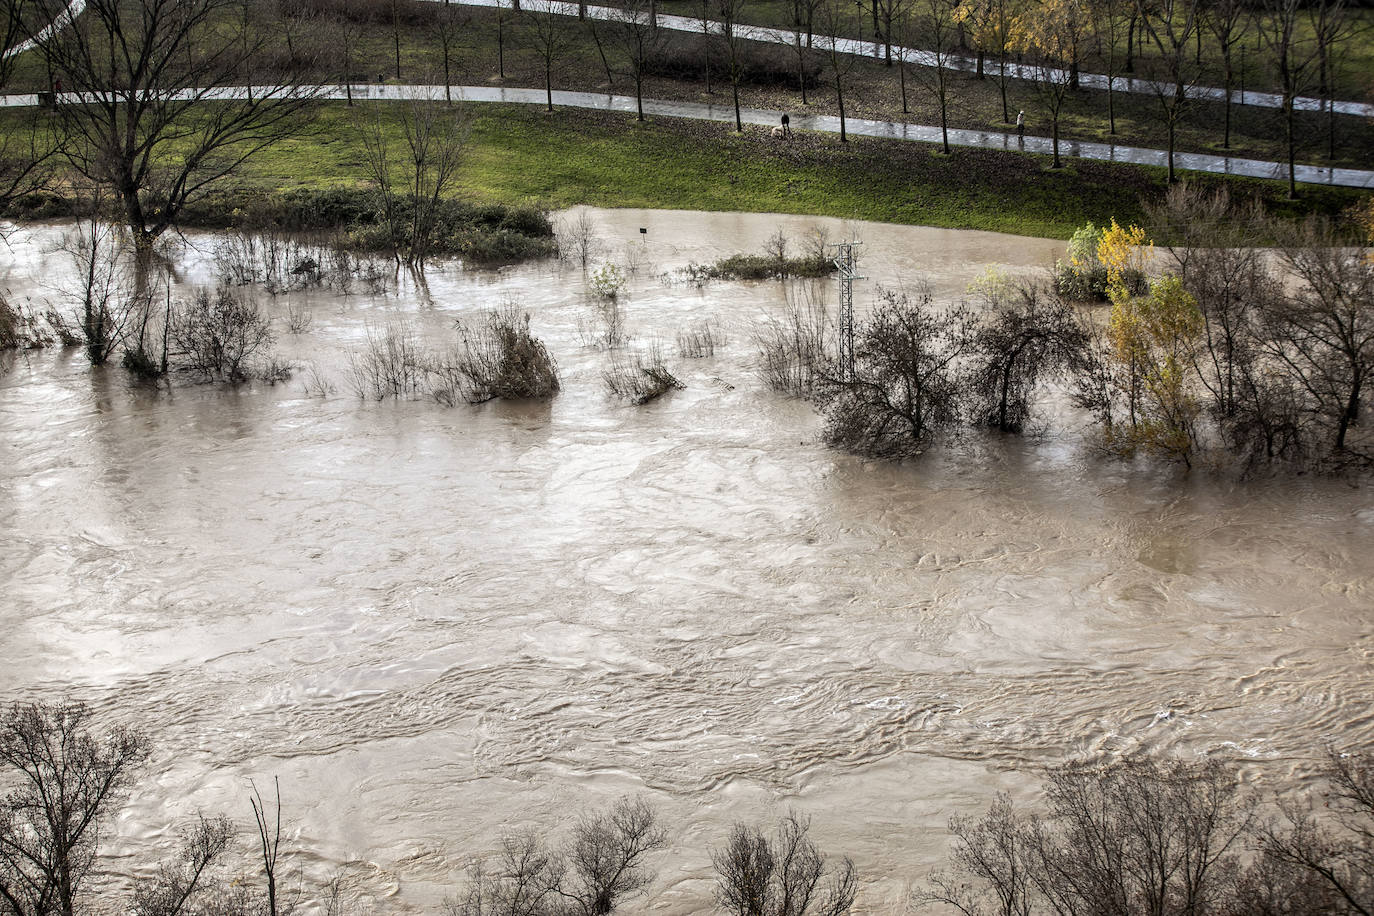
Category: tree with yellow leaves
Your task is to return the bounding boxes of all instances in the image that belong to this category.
[1105,273,1206,466]
[1013,0,1091,166]
[1096,218,1152,303]
[954,0,1023,121]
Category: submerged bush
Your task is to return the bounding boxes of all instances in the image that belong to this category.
[443,307,559,403]
[185,189,557,266]
[603,345,684,405]
[1054,221,1148,302]
[677,320,724,358]
[344,323,430,400]
[171,287,276,381]
[753,283,833,396]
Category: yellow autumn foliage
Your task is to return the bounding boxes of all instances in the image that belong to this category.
[1097,219,1152,304]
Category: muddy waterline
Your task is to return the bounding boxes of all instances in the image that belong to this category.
[1,208,1370,913]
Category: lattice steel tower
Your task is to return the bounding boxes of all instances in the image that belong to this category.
[831,240,863,382]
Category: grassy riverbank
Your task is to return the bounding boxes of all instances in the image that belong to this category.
[6,102,1367,240]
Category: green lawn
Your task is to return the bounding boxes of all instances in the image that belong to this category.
[195,102,1370,240]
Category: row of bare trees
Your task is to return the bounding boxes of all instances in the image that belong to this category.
[0,700,856,916]
[918,751,1374,916]
[339,0,1367,185]
[5,698,1370,916]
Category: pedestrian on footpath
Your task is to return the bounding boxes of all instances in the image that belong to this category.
[781,113,791,137]
[1016,110,1024,140]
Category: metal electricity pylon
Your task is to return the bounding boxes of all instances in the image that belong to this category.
[830,240,863,382]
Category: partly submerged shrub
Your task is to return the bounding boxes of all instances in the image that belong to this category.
[677,320,724,358]
[603,345,683,404]
[444,307,559,403]
[753,283,832,396]
[171,286,275,381]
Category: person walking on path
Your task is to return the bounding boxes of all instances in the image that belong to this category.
[781,113,791,137]
[1016,110,1024,138]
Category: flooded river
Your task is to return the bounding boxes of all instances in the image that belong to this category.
[1,209,1371,913]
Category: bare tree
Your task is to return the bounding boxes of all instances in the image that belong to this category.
[816,0,859,141]
[1203,0,1250,148]
[914,793,1038,916]
[1249,751,1374,916]
[1135,0,1203,182]
[436,0,468,103]
[1253,0,1321,199]
[0,701,151,916]
[355,94,468,267]
[559,797,667,915]
[815,286,977,455]
[911,0,960,153]
[40,0,321,257]
[131,816,236,916]
[447,832,564,916]
[525,2,577,111]
[333,11,366,106]
[1265,219,1374,454]
[1309,0,1359,163]
[449,797,666,916]
[712,812,858,916]
[57,205,142,365]
[715,0,751,132]
[612,0,668,121]
[967,277,1088,433]
[1090,0,1132,134]
[0,1,58,214]
[250,778,287,916]
[919,756,1253,916]
[171,286,276,380]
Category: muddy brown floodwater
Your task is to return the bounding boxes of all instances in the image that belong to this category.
[1,208,1371,913]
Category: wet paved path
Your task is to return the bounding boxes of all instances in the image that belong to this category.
[444,0,1374,119]
[2,0,85,60]
[5,82,1368,188]
[15,0,1370,120]
[9,83,1357,187]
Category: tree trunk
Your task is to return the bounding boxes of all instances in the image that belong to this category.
[392,2,402,79]
[1222,58,1232,147]
[939,84,949,153]
[900,55,908,113]
[1126,13,1136,72]
[546,66,553,111]
[1336,371,1360,450]
[1285,100,1297,199]
[1167,119,1176,182]
[998,52,1007,121]
[1107,76,1115,134]
[837,76,846,141]
[1052,116,1060,167]
[591,24,614,86]
[732,77,741,130]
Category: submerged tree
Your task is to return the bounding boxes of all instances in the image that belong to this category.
[815,287,976,456]
[967,274,1088,433]
[1265,219,1374,455]
[449,797,667,916]
[712,812,857,916]
[0,702,151,916]
[917,756,1254,916]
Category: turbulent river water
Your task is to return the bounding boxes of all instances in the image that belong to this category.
[1,208,1371,913]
